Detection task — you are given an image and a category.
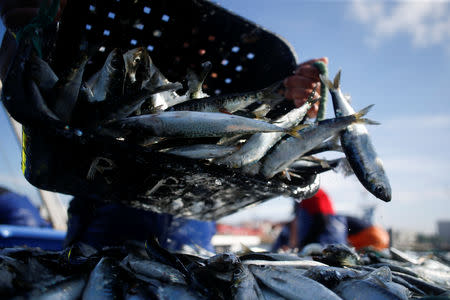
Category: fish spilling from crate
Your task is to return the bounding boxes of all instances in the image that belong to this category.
[0,242,448,299]
[2,33,391,218]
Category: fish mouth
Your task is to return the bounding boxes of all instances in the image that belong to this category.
[374,184,391,202]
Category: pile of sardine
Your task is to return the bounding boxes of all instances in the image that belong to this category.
[1,241,449,299]
[3,43,391,201]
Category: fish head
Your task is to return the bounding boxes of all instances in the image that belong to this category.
[372,182,392,202]
[123,47,151,84]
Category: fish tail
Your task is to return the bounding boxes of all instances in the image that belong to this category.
[261,80,284,104]
[333,69,341,89]
[357,118,381,125]
[319,74,334,90]
[354,104,374,119]
[287,124,309,139]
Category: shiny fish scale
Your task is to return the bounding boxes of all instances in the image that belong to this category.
[322,72,391,202]
[214,97,316,168]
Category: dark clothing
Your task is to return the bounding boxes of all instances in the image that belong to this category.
[346,215,372,235]
[65,197,216,251]
[0,188,50,228]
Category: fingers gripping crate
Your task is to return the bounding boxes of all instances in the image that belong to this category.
[14,0,320,220]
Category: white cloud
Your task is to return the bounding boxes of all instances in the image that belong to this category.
[349,1,450,50]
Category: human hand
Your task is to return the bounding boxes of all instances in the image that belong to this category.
[284,57,328,119]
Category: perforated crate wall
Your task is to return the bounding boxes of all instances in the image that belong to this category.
[51,0,298,95]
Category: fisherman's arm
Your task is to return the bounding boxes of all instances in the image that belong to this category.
[284,57,328,118]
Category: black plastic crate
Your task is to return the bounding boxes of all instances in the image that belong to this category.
[10,0,320,220]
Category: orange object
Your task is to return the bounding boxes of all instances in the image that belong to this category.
[348,225,390,251]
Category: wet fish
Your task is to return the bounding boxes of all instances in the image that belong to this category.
[29,54,58,97]
[304,134,342,156]
[120,254,186,285]
[1,43,59,126]
[123,47,151,92]
[261,105,378,179]
[231,264,265,300]
[243,259,327,268]
[82,257,122,300]
[249,265,342,300]
[49,54,89,123]
[214,96,317,168]
[205,252,241,272]
[172,80,283,115]
[304,266,363,288]
[333,267,410,300]
[288,156,351,175]
[24,276,86,300]
[160,144,239,159]
[186,61,211,99]
[322,244,361,267]
[112,111,301,138]
[86,48,125,102]
[321,71,391,202]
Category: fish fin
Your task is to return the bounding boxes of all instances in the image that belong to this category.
[319,73,334,90]
[333,69,342,89]
[283,169,292,181]
[357,118,381,125]
[287,124,309,139]
[354,104,375,118]
[260,80,285,106]
[336,158,354,177]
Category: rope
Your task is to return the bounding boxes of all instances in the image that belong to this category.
[313,61,328,121]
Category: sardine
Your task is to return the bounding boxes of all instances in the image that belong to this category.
[1,43,59,126]
[82,257,122,300]
[249,265,342,300]
[333,267,410,300]
[261,105,378,179]
[160,144,239,159]
[49,54,89,123]
[231,264,265,300]
[123,47,151,91]
[186,61,211,99]
[304,134,342,156]
[288,157,351,175]
[120,254,186,285]
[29,54,59,97]
[214,96,317,168]
[112,111,302,138]
[321,71,391,202]
[322,244,361,267]
[86,48,125,102]
[26,276,86,300]
[171,80,283,114]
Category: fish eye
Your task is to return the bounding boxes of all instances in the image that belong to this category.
[233,268,242,276]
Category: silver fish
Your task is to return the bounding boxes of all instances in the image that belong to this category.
[231,264,265,300]
[29,55,59,96]
[214,96,317,168]
[333,267,410,300]
[50,54,89,123]
[186,61,211,99]
[249,265,342,300]
[288,156,351,175]
[121,254,186,285]
[171,80,283,114]
[160,144,238,159]
[321,71,391,202]
[25,277,86,300]
[261,105,378,179]
[86,48,124,102]
[82,257,122,300]
[113,111,300,138]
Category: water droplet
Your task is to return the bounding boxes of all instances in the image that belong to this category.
[74,129,83,136]
[215,179,222,186]
[64,125,70,130]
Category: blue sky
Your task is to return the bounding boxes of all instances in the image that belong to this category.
[215,0,450,234]
[1,0,450,234]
